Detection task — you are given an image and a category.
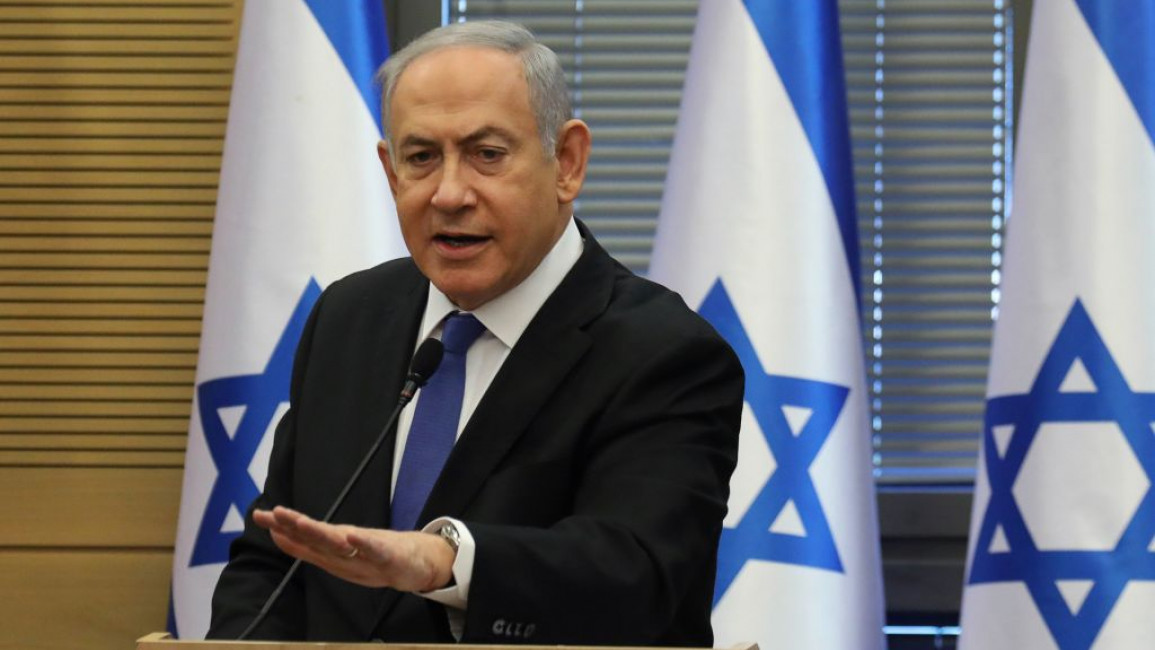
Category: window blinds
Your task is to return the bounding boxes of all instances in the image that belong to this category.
[447,0,1011,484]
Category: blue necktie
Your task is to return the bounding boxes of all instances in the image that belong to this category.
[390,312,487,530]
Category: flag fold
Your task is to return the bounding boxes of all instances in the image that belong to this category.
[169,0,403,638]
[651,1,885,647]
[960,1,1155,649]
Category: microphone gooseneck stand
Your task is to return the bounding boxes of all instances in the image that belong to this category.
[236,338,445,640]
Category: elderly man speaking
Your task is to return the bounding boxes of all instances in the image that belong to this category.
[208,20,743,646]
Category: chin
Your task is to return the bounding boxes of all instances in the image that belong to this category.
[436,281,495,310]
[430,266,514,309]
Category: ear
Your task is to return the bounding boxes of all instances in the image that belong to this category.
[378,140,400,197]
[554,119,591,204]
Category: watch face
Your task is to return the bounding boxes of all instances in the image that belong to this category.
[440,524,460,552]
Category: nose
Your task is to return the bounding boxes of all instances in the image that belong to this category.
[430,157,476,213]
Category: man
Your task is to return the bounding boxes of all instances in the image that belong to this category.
[209,20,743,645]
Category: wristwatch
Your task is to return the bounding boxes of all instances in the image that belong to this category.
[438,521,461,554]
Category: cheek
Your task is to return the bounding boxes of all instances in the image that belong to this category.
[393,182,436,227]
[394,201,428,250]
[393,180,425,209]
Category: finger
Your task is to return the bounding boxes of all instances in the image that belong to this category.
[252,508,276,529]
[255,510,310,546]
[254,508,359,566]
[332,532,361,560]
[269,510,367,564]
[264,508,335,546]
[269,506,308,531]
[345,530,395,565]
[270,529,379,586]
[255,508,310,544]
[268,528,322,565]
[270,529,350,570]
[288,514,356,555]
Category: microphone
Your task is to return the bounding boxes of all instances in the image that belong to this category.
[401,337,444,405]
[238,338,444,640]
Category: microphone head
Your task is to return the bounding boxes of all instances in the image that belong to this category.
[409,338,444,387]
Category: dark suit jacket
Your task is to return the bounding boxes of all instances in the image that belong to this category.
[208,226,743,645]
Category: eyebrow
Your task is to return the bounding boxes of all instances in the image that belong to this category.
[397,134,437,151]
[396,126,518,151]
[460,126,516,148]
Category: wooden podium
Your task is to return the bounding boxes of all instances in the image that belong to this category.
[137,633,759,650]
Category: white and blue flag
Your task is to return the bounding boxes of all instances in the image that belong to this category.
[959,1,1155,649]
[650,1,885,647]
[169,0,404,638]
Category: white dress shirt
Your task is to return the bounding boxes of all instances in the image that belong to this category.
[391,218,583,623]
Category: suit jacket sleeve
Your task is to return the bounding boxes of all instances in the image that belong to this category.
[461,321,743,646]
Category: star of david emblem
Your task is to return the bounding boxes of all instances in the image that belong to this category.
[969,299,1155,650]
[189,279,322,567]
[698,279,847,607]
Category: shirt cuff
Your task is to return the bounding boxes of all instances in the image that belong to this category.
[418,516,475,611]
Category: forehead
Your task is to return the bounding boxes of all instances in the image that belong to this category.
[389,46,534,137]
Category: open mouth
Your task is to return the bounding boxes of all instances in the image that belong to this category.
[435,234,488,247]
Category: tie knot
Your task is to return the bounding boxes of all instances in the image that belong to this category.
[440,313,486,354]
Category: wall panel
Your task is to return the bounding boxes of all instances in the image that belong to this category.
[0,551,173,650]
[0,1,240,648]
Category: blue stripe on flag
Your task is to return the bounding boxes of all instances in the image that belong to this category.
[1073,0,1155,147]
[742,0,860,298]
[166,584,179,638]
[302,0,391,132]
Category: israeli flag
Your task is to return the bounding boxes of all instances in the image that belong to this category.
[959,1,1155,649]
[650,1,885,647]
[168,0,404,638]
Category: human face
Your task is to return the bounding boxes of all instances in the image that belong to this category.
[380,46,588,311]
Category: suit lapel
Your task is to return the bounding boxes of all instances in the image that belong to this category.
[418,229,618,522]
[372,227,620,636]
[362,267,427,529]
[350,263,428,636]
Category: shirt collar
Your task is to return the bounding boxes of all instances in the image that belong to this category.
[418,217,584,348]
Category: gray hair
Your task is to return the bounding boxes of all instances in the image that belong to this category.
[376,21,572,157]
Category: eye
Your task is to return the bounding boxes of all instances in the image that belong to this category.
[406,150,435,166]
[476,147,506,163]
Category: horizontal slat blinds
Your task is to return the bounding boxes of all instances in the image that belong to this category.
[0,0,235,469]
[843,0,1009,483]
[450,0,699,271]
[0,1,238,647]
[450,0,1011,485]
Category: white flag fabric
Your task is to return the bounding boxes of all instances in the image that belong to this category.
[169,0,404,638]
[650,0,885,647]
[959,1,1155,649]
